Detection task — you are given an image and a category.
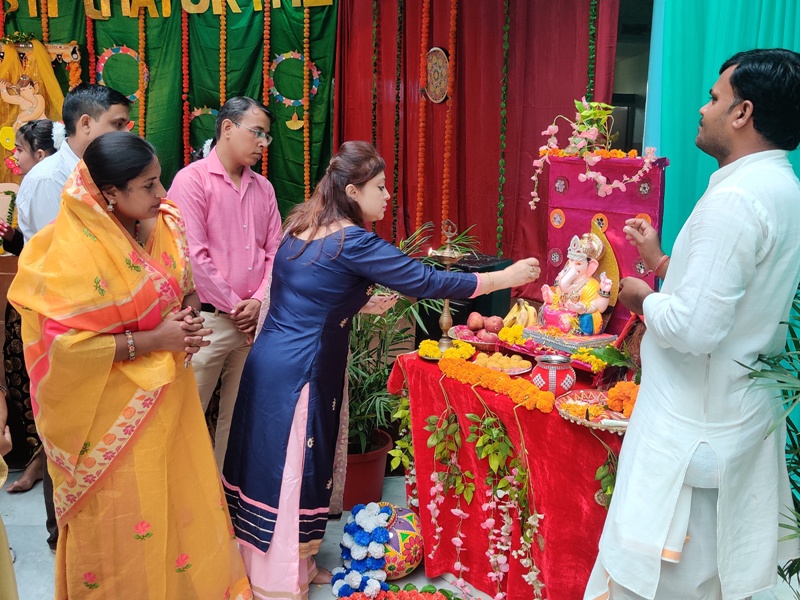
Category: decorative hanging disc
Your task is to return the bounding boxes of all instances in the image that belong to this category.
[96,46,149,103]
[425,47,449,103]
[268,50,320,108]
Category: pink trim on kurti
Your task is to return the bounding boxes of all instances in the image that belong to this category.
[239,383,320,600]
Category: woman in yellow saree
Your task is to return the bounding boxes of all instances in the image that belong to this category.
[8,132,252,599]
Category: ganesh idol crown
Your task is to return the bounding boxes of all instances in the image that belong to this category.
[541,232,615,335]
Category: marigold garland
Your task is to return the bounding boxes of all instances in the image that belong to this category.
[137,8,147,136]
[68,60,81,90]
[303,7,311,201]
[439,0,458,238]
[219,4,227,105]
[496,0,510,255]
[261,5,271,176]
[85,14,96,83]
[438,357,554,412]
[414,0,431,230]
[39,0,49,43]
[181,7,190,165]
[606,380,638,418]
[390,0,403,243]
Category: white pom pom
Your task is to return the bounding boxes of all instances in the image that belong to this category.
[332,580,345,595]
[368,542,385,558]
[51,121,66,151]
[332,567,346,576]
[342,533,355,548]
[365,569,387,582]
[350,544,368,560]
[201,138,212,158]
[345,570,363,588]
[364,579,382,598]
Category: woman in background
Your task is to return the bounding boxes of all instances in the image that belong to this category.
[0,118,61,493]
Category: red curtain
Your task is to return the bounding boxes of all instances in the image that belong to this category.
[335,0,620,283]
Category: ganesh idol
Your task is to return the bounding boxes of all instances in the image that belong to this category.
[541,233,613,335]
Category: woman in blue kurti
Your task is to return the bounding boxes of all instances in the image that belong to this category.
[222,141,541,600]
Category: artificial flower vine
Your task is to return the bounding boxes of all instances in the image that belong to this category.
[466,398,545,597]
[219,4,227,105]
[440,0,458,236]
[496,0,510,256]
[137,7,147,136]
[85,14,96,83]
[261,5,271,177]
[181,7,190,165]
[391,0,404,243]
[586,0,599,101]
[529,98,657,208]
[414,0,431,230]
[303,7,311,201]
[39,0,49,43]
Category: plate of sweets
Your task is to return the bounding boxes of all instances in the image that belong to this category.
[473,351,532,376]
[555,389,629,435]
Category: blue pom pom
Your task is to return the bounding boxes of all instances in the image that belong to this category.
[332,572,345,584]
[371,527,390,543]
[344,521,360,535]
[353,530,372,546]
[365,557,385,570]
[379,505,394,516]
[338,584,354,597]
[380,582,390,591]
[350,558,369,572]
[351,504,366,516]
[358,579,367,591]
[341,546,352,560]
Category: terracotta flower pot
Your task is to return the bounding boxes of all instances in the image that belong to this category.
[343,429,392,511]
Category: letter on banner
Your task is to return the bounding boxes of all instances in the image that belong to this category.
[84,0,111,19]
[130,0,159,16]
[211,0,242,13]
[182,0,209,12]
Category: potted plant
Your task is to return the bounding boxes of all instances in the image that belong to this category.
[342,223,478,509]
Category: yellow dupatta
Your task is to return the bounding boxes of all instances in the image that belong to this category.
[8,161,192,526]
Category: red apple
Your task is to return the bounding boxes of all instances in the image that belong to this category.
[477,330,499,343]
[484,316,504,334]
[467,311,485,331]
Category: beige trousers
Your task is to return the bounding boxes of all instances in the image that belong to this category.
[192,310,251,468]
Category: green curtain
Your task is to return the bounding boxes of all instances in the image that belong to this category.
[5,3,336,201]
[646,0,800,251]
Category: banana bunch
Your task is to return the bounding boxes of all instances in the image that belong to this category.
[502,298,538,328]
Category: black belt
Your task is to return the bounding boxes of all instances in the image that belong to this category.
[200,302,227,314]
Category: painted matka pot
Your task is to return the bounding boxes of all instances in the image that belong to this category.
[531,354,576,396]
[379,503,424,580]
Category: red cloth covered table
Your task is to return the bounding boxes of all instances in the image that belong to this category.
[387,353,622,600]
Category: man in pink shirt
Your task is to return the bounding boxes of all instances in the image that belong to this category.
[168,97,282,467]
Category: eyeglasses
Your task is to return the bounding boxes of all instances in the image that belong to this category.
[232,121,273,146]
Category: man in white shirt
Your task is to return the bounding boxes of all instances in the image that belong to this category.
[14,83,130,553]
[17,83,131,241]
[586,49,800,599]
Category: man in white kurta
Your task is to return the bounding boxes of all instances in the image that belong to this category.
[587,49,800,599]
